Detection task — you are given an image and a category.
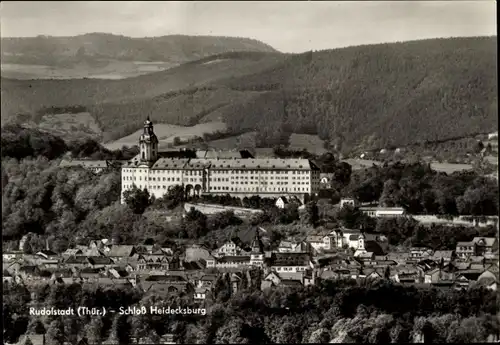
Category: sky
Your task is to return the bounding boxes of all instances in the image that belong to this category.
[0,1,496,53]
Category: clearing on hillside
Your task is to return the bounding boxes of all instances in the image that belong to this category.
[429,162,473,174]
[206,132,258,150]
[288,133,327,155]
[104,122,227,150]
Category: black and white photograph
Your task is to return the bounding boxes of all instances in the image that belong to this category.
[1,1,498,344]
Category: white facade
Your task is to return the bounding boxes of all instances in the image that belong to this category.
[340,198,358,209]
[121,120,321,203]
[212,241,247,257]
[275,197,288,209]
[359,207,405,218]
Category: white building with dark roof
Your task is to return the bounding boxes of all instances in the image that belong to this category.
[121,118,320,202]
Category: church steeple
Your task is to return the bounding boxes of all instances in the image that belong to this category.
[139,117,159,162]
[251,230,264,254]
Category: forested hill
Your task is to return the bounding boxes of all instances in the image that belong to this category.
[216,36,497,152]
[1,33,277,66]
[1,36,497,154]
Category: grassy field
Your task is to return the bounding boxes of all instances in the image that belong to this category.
[288,133,327,155]
[341,159,382,170]
[104,121,227,150]
[342,158,476,174]
[206,131,258,150]
[429,162,473,174]
[0,61,179,80]
[485,155,498,165]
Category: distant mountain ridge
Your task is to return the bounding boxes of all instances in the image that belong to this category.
[1,36,497,155]
[1,32,278,66]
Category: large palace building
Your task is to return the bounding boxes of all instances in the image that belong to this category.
[121,118,320,203]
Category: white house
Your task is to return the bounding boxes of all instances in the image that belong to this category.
[306,233,342,251]
[339,228,363,249]
[488,131,498,140]
[278,240,294,253]
[275,197,289,209]
[212,240,248,257]
[340,197,358,209]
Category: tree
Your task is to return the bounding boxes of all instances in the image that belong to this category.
[308,328,330,343]
[301,201,319,227]
[384,266,391,280]
[26,318,45,334]
[84,317,103,345]
[379,179,401,207]
[46,319,65,345]
[109,314,131,345]
[123,185,152,214]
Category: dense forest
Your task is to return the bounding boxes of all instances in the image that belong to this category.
[343,161,499,216]
[2,37,496,155]
[4,276,499,344]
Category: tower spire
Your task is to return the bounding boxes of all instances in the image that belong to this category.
[139,117,158,162]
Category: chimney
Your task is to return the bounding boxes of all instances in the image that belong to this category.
[46,238,50,251]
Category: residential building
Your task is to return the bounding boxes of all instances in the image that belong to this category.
[121,118,321,203]
[359,206,405,218]
[456,237,497,259]
[206,255,250,269]
[137,254,171,271]
[269,253,314,273]
[275,196,289,209]
[212,240,248,257]
[472,237,497,256]
[407,247,434,263]
[320,173,334,189]
[353,233,389,256]
[277,240,294,253]
[339,197,358,209]
[106,245,137,261]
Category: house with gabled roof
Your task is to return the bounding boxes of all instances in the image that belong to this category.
[430,250,456,264]
[64,256,90,269]
[77,267,104,281]
[62,248,84,258]
[106,245,136,261]
[278,240,294,253]
[185,244,212,262]
[137,254,171,271]
[212,240,248,257]
[35,250,58,260]
[472,237,498,256]
[407,247,434,263]
[87,256,114,268]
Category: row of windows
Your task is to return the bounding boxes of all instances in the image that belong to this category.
[125,183,311,192]
[212,170,309,175]
[228,181,309,185]
[210,186,310,192]
[123,168,311,175]
[275,267,306,271]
